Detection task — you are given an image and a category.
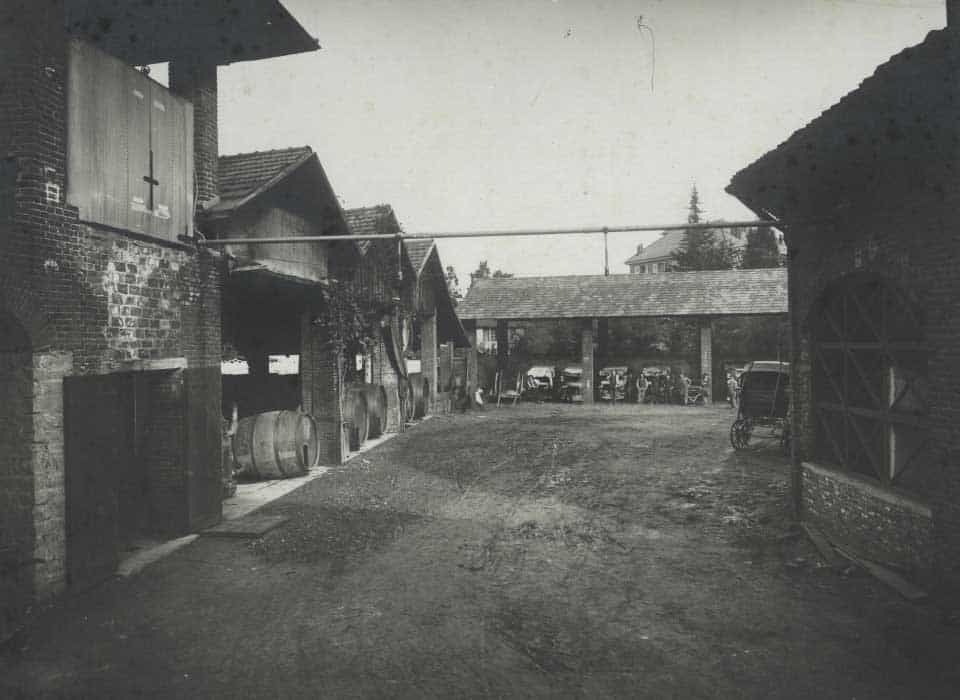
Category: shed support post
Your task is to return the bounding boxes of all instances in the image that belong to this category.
[699,318,713,405]
[300,308,345,464]
[463,320,478,393]
[581,319,595,404]
[421,312,437,413]
[597,318,609,366]
[496,320,509,394]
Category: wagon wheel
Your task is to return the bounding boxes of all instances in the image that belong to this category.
[730,419,752,450]
[779,422,791,455]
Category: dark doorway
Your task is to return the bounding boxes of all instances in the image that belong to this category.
[64,374,132,589]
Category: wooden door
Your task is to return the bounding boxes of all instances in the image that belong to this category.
[811,275,927,485]
[65,375,130,589]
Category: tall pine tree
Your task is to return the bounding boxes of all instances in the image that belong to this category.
[741,228,783,269]
[672,186,739,271]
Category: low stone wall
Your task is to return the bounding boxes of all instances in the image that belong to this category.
[801,462,934,576]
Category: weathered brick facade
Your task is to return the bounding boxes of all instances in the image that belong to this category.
[1,6,223,637]
[729,27,960,590]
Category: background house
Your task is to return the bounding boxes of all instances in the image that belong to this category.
[624,227,784,274]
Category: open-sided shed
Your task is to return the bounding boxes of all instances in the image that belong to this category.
[457,269,787,402]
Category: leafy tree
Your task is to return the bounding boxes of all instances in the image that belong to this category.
[741,228,783,269]
[470,260,514,286]
[445,265,462,306]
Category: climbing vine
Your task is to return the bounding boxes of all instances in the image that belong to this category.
[315,280,383,358]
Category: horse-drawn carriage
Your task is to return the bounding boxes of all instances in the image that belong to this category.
[730,361,790,452]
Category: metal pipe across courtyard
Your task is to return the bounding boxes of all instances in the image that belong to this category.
[195,219,780,247]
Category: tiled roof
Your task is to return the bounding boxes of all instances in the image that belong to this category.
[404,239,436,275]
[215,146,314,212]
[624,228,748,266]
[727,29,958,221]
[344,205,400,254]
[457,268,787,320]
[624,231,683,265]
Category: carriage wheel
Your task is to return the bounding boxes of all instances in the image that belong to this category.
[779,423,791,455]
[730,419,752,450]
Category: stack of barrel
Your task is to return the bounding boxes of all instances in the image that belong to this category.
[343,383,390,451]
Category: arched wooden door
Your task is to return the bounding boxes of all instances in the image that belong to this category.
[810,274,928,485]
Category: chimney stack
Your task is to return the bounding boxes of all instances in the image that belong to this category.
[949,0,960,29]
[170,59,219,209]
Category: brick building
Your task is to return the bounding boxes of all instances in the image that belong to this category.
[728,12,960,590]
[0,2,317,638]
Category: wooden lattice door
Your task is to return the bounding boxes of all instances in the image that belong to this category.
[811,275,927,485]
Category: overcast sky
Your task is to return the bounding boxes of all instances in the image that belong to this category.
[218,0,944,287]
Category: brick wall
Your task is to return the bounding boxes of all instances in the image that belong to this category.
[169,60,219,208]
[787,186,960,587]
[1,8,225,632]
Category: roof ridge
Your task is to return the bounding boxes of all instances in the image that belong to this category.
[219,145,313,161]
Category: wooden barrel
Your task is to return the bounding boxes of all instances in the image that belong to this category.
[344,385,370,450]
[398,376,415,425]
[364,384,389,438]
[409,372,430,419]
[233,410,318,480]
[345,383,387,439]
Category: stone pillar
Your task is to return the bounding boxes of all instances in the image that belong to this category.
[169,59,219,208]
[581,319,595,404]
[30,350,72,599]
[463,320,478,392]
[699,318,713,405]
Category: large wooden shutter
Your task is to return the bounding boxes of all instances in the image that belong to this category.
[811,275,928,485]
[67,39,193,240]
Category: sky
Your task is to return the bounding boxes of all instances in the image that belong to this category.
[217,0,944,289]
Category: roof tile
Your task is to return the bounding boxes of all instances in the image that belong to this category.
[457,269,786,320]
[217,146,314,207]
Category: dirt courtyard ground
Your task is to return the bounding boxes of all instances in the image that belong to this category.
[3,404,960,698]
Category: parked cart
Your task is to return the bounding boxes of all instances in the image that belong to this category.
[730,361,790,452]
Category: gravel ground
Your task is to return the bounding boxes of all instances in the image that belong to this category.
[2,404,959,699]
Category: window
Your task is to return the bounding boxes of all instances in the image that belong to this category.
[477,327,498,354]
[811,275,927,484]
[269,355,300,376]
[66,40,194,241]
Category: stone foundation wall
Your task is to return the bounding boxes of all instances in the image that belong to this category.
[802,462,935,576]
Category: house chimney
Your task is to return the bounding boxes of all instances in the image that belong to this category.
[949,0,960,29]
[169,59,219,208]
[636,243,644,254]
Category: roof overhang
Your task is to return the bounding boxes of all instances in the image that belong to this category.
[206,150,317,218]
[65,0,319,66]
